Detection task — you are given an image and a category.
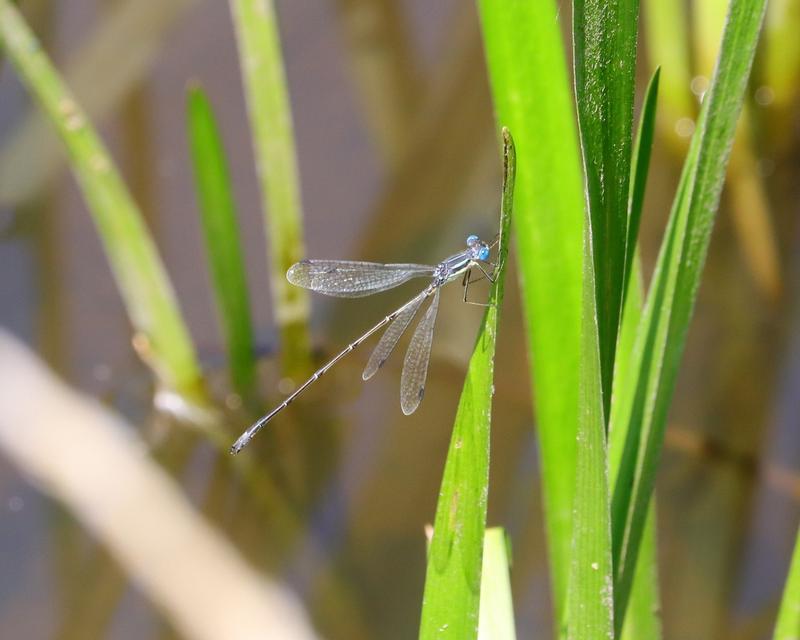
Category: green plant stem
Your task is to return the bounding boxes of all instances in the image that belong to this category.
[0,0,203,399]
[418,129,514,640]
[228,0,310,376]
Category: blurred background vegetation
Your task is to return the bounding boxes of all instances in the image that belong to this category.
[0,0,798,638]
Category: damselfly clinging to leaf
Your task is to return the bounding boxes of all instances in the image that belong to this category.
[230,232,501,454]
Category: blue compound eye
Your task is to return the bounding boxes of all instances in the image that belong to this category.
[478,246,490,261]
[466,234,479,246]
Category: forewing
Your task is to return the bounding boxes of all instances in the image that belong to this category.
[362,291,429,381]
[400,289,440,415]
[286,260,433,298]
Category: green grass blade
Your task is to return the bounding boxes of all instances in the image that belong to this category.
[774,526,800,640]
[418,129,514,640]
[572,0,640,414]
[624,68,659,303]
[476,0,585,620]
[186,85,257,396]
[0,0,203,399]
[565,229,613,638]
[478,528,516,640]
[620,502,661,639]
[614,70,662,639]
[609,0,768,630]
[227,0,310,376]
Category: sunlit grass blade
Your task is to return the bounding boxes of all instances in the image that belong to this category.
[609,0,768,631]
[418,129,514,640]
[186,85,257,396]
[227,0,310,376]
[0,0,203,399]
[565,236,613,638]
[478,528,516,640]
[572,0,640,414]
[476,0,585,620]
[773,526,800,640]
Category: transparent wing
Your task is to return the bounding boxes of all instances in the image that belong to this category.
[287,260,434,298]
[362,291,429,381]
[400,288,440,415]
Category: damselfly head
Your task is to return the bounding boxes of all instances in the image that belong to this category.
[466,234,490,260]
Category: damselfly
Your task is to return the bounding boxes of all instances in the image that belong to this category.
[230,234,500,455]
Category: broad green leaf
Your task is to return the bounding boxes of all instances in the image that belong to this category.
[609,0,768,630]
[572,0,640,415]
[227,0,310,376]
[476,0,585,620]
[478,528,516,640]
[419,129,514,640]
[186,86,257,396]
[0,0,203,400]
[774,526,800,640]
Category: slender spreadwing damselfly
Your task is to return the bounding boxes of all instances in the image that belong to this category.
[230,233,500,454]
[231,128,514,455]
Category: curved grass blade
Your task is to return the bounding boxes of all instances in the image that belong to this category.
[609,0,768,630]
[186,85,257,395]
[773,526,800,640]
[478,528,516,640]
[0,0,203,399]
[476,1,585,620]
[418,129,514,640]
[227,0,310,376]
[573,0,641,415]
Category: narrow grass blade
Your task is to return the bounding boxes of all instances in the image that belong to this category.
[609,0,768,630]
[623,68,659,303]
[476,0,585,619]
[418,129,514,640]
[565,235,613,638]
[227,0,310,375]
[0,0,203,399]
[613,70,662,638]
[478,528,516,640]
[186,85,257,395]
[773,526,800,640]
[572,0,640,415]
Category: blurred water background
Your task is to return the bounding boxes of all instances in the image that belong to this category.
[0,1,798,638]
